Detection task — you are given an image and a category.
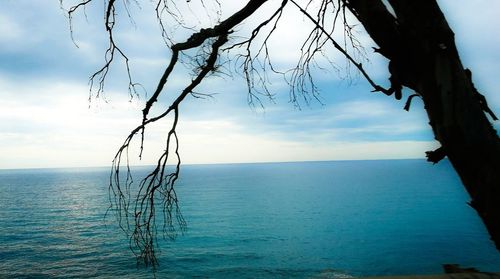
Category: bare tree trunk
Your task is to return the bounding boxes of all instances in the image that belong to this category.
[347,0,500,248]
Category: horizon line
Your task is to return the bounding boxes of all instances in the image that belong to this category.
[0,157,435,171]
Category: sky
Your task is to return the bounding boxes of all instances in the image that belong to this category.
[0,0,499,169]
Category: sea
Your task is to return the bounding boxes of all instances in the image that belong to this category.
[1,159,499,278]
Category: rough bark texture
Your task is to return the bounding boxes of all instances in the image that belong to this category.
[346,0,500,248]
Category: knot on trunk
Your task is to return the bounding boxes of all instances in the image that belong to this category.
[426,146,446,164]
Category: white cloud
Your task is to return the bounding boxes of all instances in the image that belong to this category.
[177,125,439,164]
[0,78,142,169]
[0,74,436,169]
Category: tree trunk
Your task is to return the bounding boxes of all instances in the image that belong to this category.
[346,0,500,248]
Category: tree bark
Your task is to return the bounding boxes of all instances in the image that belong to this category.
[346,0,500,248]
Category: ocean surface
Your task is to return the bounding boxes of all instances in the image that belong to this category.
[1,159,499,278]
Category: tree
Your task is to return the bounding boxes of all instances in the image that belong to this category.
[61,0,500,266]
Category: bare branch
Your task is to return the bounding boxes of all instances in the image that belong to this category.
[226,0,288,107]
[289,0,390,98]
[62,0,140,101]
[110,33,228,266]
[142,0,270,121]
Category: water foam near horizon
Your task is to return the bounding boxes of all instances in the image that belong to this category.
[1,160,499,278]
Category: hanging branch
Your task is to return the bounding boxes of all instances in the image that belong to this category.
[110,33,228,266]
[63,0,141,101]
[289,0,391,98]
[225,0,289,107]
[108,0,270,266]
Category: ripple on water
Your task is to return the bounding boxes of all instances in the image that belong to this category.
[1,161,500,278]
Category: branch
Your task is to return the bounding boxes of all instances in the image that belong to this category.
[105,1,275,266]
[290,0,390,97]
[226,0,289,107]
[62,0,140,101]
[110,34,228,266]
[404,93,421,111]
[142,0,270,120]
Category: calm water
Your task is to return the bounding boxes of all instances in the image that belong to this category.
[1,160,499,278]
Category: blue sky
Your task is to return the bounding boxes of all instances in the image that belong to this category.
[1,1,499,169]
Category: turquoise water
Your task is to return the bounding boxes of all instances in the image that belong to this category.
[1,160,499,278]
